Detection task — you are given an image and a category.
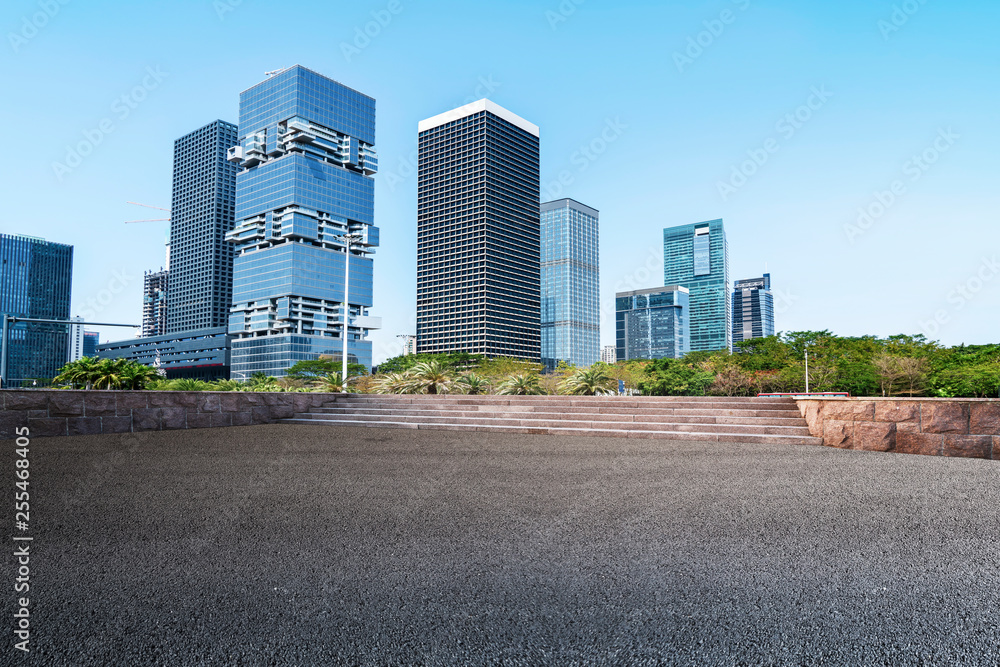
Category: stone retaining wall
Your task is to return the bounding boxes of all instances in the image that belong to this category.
[0,390,338,439]
[795,398,1000,460]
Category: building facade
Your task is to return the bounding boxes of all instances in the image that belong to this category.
[663,219,731,352]
[732,273,775,344]
[97,327,231,381]
[83,331,99,357]
[416,99,541,360]
[166,119,239,334]
[142,269,169,337]
[601,345,617,364]
[540,198,599,371]
[227,66,380,376]
[615,286,690,361]
[0,234,73,386]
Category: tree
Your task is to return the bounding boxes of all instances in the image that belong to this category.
[405,361,454,395]
[496,374,545,395]
[286,359,366,381]
[637,358,714,396]
[456,373,490,395]
[558,366,616,396]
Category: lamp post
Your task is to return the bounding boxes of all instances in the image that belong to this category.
[333,233,364,387]
[804,345,810,394]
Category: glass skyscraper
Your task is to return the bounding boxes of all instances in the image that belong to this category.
[226,66,380,376]
[615,286,690,361]
[540,198,599,370]
[0,234,73,386]
[167,120,238,333]
[416,99,541,360]
[732,273,775,343]
[663,219,731,352]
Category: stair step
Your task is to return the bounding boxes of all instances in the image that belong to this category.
[281,418,823,446]
[306,407,806,425]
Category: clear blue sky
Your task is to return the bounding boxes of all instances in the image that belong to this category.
[2,0,997,364]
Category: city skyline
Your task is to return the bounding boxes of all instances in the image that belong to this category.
[2,1,998,364]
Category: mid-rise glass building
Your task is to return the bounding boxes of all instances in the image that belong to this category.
[166,120,238,333]
[540,198,599,370]
[615,286,690,361]
[663,219,731,352]
[226,66,380,376]
[0,234,73,386]
[416,99,541,360]
[732,273,775,343]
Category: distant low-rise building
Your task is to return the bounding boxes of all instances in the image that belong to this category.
[97,327,231,381]
[615,286,690,361]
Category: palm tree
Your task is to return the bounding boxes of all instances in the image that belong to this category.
[558,366,616,396]
[372,372,414,394]
[211,379,245,392]
[456,373,490,395]
[168,378,210,391]
[246,372,280,392]
[91,358,128,390]
[54,356,102,389]
[497,373,545,395]
[119,362,162,390]
[406,360,453,395]
[315,372,346,393]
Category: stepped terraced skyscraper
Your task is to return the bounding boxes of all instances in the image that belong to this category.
[226,66,380,376]
[663,219,731,352]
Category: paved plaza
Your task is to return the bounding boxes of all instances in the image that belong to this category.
[8,424,1000,665]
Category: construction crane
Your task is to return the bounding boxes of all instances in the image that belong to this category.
[125,201,171,224]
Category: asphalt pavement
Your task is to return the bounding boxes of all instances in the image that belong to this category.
[5,424,1000,666]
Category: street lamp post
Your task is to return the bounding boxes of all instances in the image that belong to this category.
[804,345,810,394]
[334,232,364,388]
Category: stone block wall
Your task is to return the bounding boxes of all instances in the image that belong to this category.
[0,390,338,439]
[795,398,1000,461]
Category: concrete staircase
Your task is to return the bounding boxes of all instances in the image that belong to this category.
[282,394,824,446]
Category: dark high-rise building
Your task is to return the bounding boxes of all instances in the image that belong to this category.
[732,273,775,343]
[227,66,380,376]
[540,198,599,370]
[166,119,238,333]
[82,331,99,357]
[416,99,541,360]
[663,219,731,352]
[142,268,169,337]
[615,286,690,361]
[0,234,73,386]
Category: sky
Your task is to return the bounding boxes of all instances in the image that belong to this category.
[1,0,997,365]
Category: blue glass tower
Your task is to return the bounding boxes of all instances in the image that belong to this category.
[615,286,690,360]
[0,234,73,386]
[732,273,775,343]
[226,66,380,377]
[540,198,599,370]
[663,219,731,352]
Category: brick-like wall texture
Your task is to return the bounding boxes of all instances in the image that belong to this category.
[0,390,338,440]
[796,398,1000,461]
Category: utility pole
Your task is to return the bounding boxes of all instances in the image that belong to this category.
[805,346,810,394]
